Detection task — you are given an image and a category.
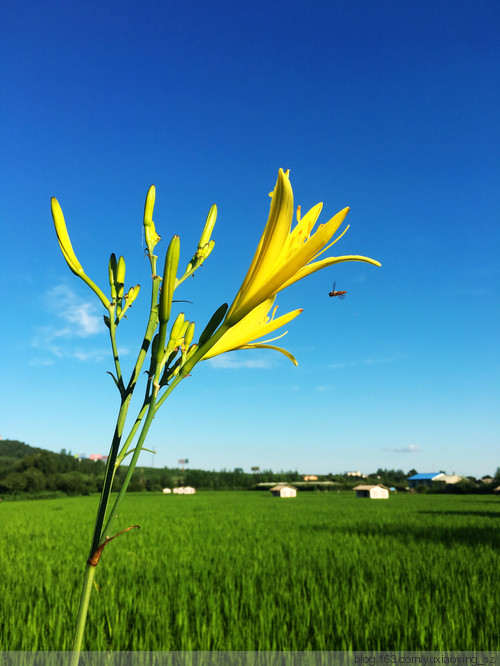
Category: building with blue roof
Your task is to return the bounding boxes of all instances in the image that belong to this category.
[408,473,445,489]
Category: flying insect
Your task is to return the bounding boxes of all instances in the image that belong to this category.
[328,282,347,299]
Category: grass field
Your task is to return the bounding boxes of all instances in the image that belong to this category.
[1,491,499,651]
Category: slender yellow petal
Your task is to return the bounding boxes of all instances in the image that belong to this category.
[310,224,350,261]
[204,297,301,360]
[279,254,382,291]
[227,170,293,321]
[239,343,298,366]
[276,203,323,265]
[243,169,294,290]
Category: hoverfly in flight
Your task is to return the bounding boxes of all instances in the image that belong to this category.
[328,282,347,299]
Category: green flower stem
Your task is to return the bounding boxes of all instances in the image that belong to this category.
[88,396,131,557]
[70,561,97,665]
[101,376,182,542]
[126,299,159,392]
[109,311,125,395]
[70,393,140,664]
[114,400,149,467]
[94,278,162,540]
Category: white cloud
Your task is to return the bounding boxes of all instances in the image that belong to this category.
[29,357,56,367]
[44,284,101,337]
[206,354,273,369]
[32,284,107,362]
[381,444,420,453]
[329,354,404,369]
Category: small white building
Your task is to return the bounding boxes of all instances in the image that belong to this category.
[173,486,196,494]
[440,474,464,485]
[270,484,297,498]
[162,488,172,494]
[353,484,389,499]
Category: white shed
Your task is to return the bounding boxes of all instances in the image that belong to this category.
[270,484,297,498]
[353,484,389,499]
[162,488,172,494]
[173,486,196,494]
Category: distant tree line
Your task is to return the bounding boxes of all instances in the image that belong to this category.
[0,440,498,499]
[0,440,109,497]
[0,440,306,498]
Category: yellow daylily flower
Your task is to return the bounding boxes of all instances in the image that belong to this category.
[225,169,381,325]
[204,297,302,366]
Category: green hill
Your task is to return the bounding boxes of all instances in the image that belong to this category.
[0,439,46,467]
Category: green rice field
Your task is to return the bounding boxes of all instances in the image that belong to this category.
[1,491,499,650]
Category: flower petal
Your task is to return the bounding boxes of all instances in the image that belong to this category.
[279,254,382,291]
[277,203,323,265]
[226,169,293,323]
[204,298,301,359]
[240,343,298,366]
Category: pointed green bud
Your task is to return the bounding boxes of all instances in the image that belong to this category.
[186,343,198,359]
[108,254,118,301]
[117,285,141,322]
[51,198,85,277]
[179,320,190,339]
[159,235,180,324]
[178,343,200,378]
[103,315,111,329]
[51,197,110,309]
[143,185,161,255]
[198,303,228,347]
[123,285,139,307]
[184,322,195,349]
[125,285,140,305]
[198,205,217,249]
[168,313,185,345]
[150,332,160,362]
[116,256,126,300]
[199,239,215,260]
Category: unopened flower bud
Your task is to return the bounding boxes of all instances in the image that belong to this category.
[51,197,110,309]
[125,285,140,305]
[184,322,195,348]
[198,239,215,261]
[116,256,126,300]
[143,185,161,254]
[198,204,217,248]
[168,313,185,345]
[109,254,118,301]
[159,236,180,324]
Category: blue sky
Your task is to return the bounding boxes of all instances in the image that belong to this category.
[1,0,498,478]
